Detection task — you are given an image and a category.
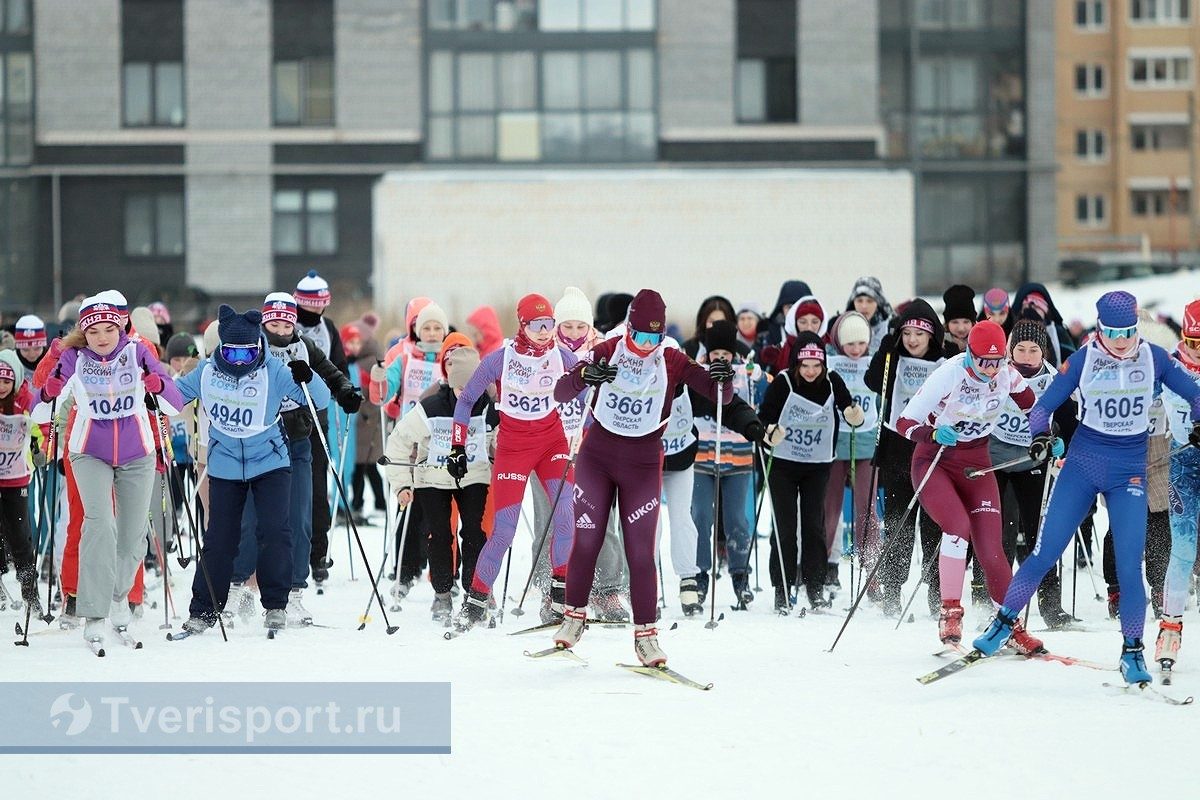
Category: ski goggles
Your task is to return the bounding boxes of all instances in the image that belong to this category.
[631,330,665,348]
[1099,324,1137,340]
[524,317,555,333]
[220,343,260,366]
[973,357,1003,370]
[1184,334,1200,349]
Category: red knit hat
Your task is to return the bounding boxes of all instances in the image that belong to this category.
[627,289,666,334]
[968,320,1006,359]
[1184,300,1200,340]
[517,293,554,325]
[793,299,824,322]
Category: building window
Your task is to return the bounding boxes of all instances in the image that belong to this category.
[1075,194,1106,226]
[273,189,337,255]
[917,174,1026,293]
[122,63,185,127]
[428,48,655,161]
[429,0,653,31]
[1075,0,1106,28]
[916,0,986,29]
[121,0,185,127]
[273,0,335,126]
[0,52,33,165]
[1075,129,1107,161]
[1129,52,1192,89]
[1074,63,1106,96]
[125,193,185,257]
[1131,0,1190,23]
[1131,188,1190,216]
[736,0,797,123]
[3,0,29,33]
[1131,122,1189,150]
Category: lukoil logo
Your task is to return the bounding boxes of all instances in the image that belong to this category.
[50,694,93,736]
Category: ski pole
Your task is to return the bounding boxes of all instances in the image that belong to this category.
[755,446,793,614]
[706,375,726,630]
[828,444,946,652]
[498,547,513,624]
[40,364,62,625]
[302,382,398,634]
[360,499,409,629]
[848,429,857,599]
[512,386,595,617]
[376,456,425,468]
[964,454,1033,479]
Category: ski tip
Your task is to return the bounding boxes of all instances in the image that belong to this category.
[13,640,29,647]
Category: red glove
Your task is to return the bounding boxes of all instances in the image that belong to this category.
[42,374,65,400]
[143,372,164,394]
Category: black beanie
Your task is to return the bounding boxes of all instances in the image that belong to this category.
[1008,318,1049,357]
[703,320,750,357]
[942,284,976,324]
[165,332,196,361]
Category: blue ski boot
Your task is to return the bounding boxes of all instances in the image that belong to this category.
[1119,636,1152,685]
[973,606,1019,655]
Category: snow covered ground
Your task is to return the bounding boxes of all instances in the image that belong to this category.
[0,497,1192,800]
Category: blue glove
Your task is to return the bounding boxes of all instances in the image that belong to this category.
[1051,436,1065,458]
[933,425,959,446]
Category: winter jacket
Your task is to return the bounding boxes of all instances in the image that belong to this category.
[265,329,351,442]
[174,347,327,481]
[296,309,350,378]
[1010,283,1077,367]
[53,333,183,467]
[764,280,812,348]
[0,382,36,489]
[384,384,498,491]
[467,306,504,357]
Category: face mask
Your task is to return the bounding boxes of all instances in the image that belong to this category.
[1012,361,1041,378]
[557,329,588,352]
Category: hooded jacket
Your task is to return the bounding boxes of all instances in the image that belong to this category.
[765,280,812,346]
[466,306,504,357]
[1010,282,1077,366]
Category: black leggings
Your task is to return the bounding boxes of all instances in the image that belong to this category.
[351,463,386,513]
[877,438,941,609]
[415,484,488,594]
[0,486,36,574]
[1103,509,1171,604]
[767,458,830,590]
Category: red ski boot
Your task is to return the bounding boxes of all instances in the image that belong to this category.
[1008,619,1045,655]
[938,600,964,645]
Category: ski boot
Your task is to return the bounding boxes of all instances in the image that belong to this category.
[109,597,132,630]
[731,572,753,609]
[311,558,331,585]
[633,623,667,667]
[264,608,287,637]
[431,592,453,624]
[224,582,254,627]
[938,600,964,645]
[181,614,216,635]
[1040,606,1079,630]
[83,618,105,654]
[553,605,587,650]
[451,590,490,634]
[592,589,630,623]
[17,566,36,608]
[824,562,841,592]
[973,605,1020,655]
[129,600,144,621]
[548,576,567,621]
[1106,587,1120,619]
[694,572,710,605]
[773,585,790,614]
[806,584,831,611]
[1120,636,1152,684]
[680,577,703,616]
[1156,616,1183,670]
[59,595,80,630]
[285,588,312,627]
[390,577,414,610]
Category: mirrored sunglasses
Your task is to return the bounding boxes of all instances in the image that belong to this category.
[1099,324,1137,340]
[525,317,555,333]
[631,330,665,348]
[974,357,1003,370]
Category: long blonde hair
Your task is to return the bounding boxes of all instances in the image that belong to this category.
[61,326,86,350]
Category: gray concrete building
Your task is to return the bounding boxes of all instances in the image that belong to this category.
[0,0,1055,318]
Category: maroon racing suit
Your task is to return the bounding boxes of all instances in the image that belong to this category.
[555,338,730,624]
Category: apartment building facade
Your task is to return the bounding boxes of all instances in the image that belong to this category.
[0,0,1055,315]
[1058,0,1200,260]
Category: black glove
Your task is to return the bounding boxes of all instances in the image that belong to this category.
[446,445,469,480]
[581,358,618,387]
[1190,422,1200,448]
[708,358,734,384]
[1028,432,1054,463]
[337,386,363,414]
[288,360,314,385]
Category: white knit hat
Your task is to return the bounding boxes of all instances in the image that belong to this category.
[554,286,593,327]
[836,312,871,347]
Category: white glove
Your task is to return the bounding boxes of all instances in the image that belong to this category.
[843,405,865,428]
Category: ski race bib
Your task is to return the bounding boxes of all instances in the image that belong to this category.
[499,346,563,421]
[661,392,696,456]
[0,413,30,481]
[888,356,942,430]
[991,364,1054,447]
[427,414,487,467]
[594,341,668,437]
[1078,341,1155,437]
[201,363,274,439]
[74,342,143,422]
[559,395,585,441]
[828,354,879,435]
[777,375,835,463]
[400,353,438,417]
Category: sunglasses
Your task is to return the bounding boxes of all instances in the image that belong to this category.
[525,317,555,333]
[631,331,665,348]
[220,343,260,366]
[1099,324,1137,340]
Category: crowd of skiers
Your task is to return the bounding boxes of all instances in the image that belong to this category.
[2,272,1199,685]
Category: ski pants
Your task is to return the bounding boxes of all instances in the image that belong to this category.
[71,452,156,619]
[766,457,830,590]
[911,439,1010,605]
[1004,433,1150,639]
[822,458,880,568]
[1164,446,1200,617]
[0,485,36,574]
[191,468,293,618]
[309,407,333,571]
[60,453,145,606]
[352,462,386,513]
[566,428,662,625]
[693,469,752,578]
[1103,510,1170,604]
[472,429,574,594]
[232,437,313,589]
[531,474,627,596]
[419,483,488,594]
[661,467,700,578]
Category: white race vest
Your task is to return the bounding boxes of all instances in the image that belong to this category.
[298,321,331,358]
[594,341,669,437]
[887,356,943,430]
[73,342,143,422]
[400,351,438,416]
[991,364,1055,447]
[661,392,696,456]
[269,339,309,413]
[499,346,563,421]
[0,413,30,481]
[427,414,487,466]
[1078,341,1155,437]
[828,354,879,434]
[201,363,275,439]
[777,374,836,463]
[559,396,586,441]
[1162,358,1200,445]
